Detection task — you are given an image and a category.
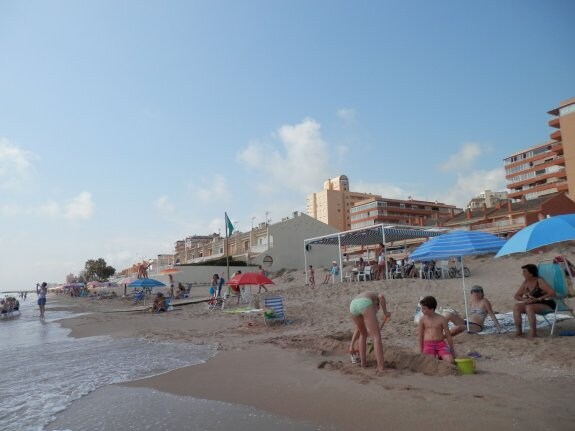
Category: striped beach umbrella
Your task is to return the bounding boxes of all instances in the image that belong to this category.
[410,230,505,332]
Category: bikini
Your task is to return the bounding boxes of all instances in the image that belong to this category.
[464,308,487,331]
[349,296,378,316]
[528,281,556,310]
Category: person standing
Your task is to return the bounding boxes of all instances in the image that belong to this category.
[257,265,268,293]
[36,282,48,318]
[376,243,386,280]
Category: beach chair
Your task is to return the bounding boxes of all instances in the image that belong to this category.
[133,290,145,304]
[358,266,372,281]
[240,287,251,304]
[263,296,286,325]
[534,260,575,336]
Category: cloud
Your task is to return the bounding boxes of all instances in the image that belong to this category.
[64,191,94,220]
[32,192,94,220]
[337,108,356,124]
[237,118,330,195]
[189,174,231,203]
[439,142,482,172]
[38,202,61,218]
[154,195,176,215]
[0,138,37,189]
[353,180,415,200]
[438,167,507,208]
[0,203,23,217]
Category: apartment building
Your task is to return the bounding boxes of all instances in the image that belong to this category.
[466,190,508,210]
[549,96,575,196]
[306,175,376,231]
[441,192,575,236]
[504,96,575,201]
[350,196,461,229]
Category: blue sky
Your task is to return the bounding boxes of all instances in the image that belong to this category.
[1,0,574,290]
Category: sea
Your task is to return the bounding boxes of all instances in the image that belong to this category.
[0,292,327,431]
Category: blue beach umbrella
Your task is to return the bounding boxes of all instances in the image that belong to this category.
[127,278,166,307]
[410,231,506,331]
[127,278,166,289]
[495,214,575,258]
[410,230,506,262]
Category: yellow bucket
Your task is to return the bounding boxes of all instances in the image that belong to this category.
[455,357,475,375]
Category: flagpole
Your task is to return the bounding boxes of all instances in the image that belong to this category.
[225,212,230,280]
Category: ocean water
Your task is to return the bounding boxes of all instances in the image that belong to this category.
[1,295,326,431]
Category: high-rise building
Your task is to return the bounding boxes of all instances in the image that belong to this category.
[549,96,575,197]
[306,175,461,231]
[306,175,377,231]
[350,196,461,229]
[504,96,575,201]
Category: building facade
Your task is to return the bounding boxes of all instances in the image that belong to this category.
[350,197,461,229]
[306,175,376,231]
[170,212,339,271]
[466,190,508,210]
[441,192,575,236]
[504,96,575,201]
[549,96,575,197]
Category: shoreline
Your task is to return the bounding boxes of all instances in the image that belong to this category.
[53,252,575,430]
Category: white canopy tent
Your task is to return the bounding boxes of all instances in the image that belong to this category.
[304,224,446,281]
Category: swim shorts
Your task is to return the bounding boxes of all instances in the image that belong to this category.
[423,340,451,359]
[38,298,47,306]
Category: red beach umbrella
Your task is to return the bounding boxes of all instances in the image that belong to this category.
[226,272,274,286]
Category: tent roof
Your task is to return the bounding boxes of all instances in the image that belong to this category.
[304,224,445,247]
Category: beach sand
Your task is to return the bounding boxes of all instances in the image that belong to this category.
[55,251,575,430]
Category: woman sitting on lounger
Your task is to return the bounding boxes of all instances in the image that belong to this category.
[513,264,556,338]
[443,285,501,335]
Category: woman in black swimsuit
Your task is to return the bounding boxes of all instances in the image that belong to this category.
[513,264,556,338]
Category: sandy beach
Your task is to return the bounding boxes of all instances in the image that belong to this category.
[54,251,575,430]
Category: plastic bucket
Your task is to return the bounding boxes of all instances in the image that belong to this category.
[455,357,475,375]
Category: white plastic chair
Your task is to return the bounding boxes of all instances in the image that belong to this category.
[358,266,372,281]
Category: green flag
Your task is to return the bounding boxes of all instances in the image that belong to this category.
[225,213,234,236]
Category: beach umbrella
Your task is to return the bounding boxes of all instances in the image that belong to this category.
[495,214,575,258]
[410,231,506,332]
[226,272,274,286]
[127,278,166,289]
[159,268,181,275]
[116,276,138,285]
[127,278,166,307]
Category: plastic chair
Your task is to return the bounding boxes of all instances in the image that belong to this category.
[533,260,575,336]
[358,266,372,281]
[438,260,450,279]
[263,296,286,325]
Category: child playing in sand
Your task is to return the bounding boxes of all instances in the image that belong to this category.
[349,291,391,371]
[418,296,455,363]
[308,265,315,288]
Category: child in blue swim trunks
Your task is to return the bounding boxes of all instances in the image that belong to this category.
[349,291,391,371]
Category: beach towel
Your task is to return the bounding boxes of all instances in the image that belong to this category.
[477,312,572,335]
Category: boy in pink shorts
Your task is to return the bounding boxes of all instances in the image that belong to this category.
[418,296,455,363]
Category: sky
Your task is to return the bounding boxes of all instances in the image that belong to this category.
[1,0,574,291]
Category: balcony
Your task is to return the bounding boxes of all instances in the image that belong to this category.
[548,117,560,129]
[550,130,562,141]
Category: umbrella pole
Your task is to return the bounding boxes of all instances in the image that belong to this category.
[461,256,470,333]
